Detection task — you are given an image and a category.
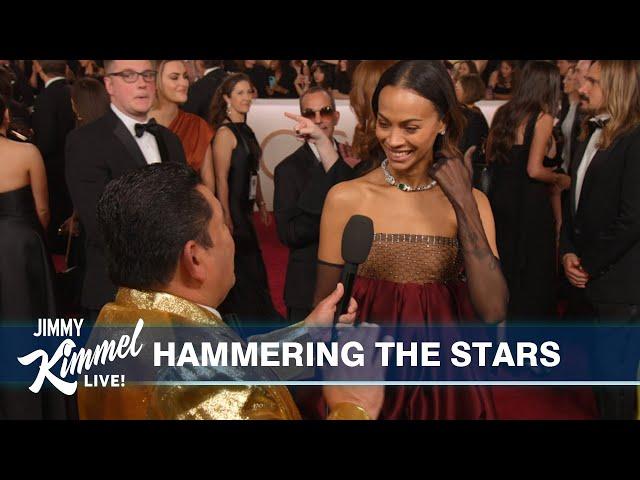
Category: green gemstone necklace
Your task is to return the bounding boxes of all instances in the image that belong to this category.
[381,159,438,192]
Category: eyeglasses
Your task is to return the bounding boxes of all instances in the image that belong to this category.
[301,105,335,120]
[107,70,158,83]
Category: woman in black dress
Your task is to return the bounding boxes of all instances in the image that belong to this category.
[0,95,69,419]
[456,74,491,192]
[456,74,490,152]
[211,74,277,325]
[487,60,518,100]
[486,61,571,321]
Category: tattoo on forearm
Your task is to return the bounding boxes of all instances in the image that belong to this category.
[457,212,500,272]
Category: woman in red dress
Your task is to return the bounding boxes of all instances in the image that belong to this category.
[149,60,215,192]
[289,60,509,419]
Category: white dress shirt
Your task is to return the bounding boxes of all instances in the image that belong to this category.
[110,103,162,165]
[197,303,223,322]
[204,67,222,77]
[44,76,66,88]
[574,113,611,210]
[308,138,338,163]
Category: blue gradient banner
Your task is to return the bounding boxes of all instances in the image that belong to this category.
[1,320,639,394]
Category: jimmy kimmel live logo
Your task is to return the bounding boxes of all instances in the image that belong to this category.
[17,318,143,395]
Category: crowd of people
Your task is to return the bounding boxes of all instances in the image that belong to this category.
[0,58,638,421]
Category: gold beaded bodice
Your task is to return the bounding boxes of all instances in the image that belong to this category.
[357,233,464,284]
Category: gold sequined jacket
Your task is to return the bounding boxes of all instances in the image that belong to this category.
[77,288,370,420]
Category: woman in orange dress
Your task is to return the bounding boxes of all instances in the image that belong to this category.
[149,60,215,192]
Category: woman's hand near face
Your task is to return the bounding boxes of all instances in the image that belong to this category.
[428,146,476,208]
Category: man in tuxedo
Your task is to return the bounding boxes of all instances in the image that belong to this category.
[31,60,76,252]
[274,86,355,323]
[65,59,186,319]
[560,60,640,419]
[181,60,227,120]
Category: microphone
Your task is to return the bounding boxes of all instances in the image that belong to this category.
[333,215,374,326]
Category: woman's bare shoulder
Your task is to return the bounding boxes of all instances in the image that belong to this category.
[327,170,380,205]
[2,140,41,162]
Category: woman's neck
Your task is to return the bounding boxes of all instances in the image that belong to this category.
[466,102,476,109]
[227,109,245,123]
[149,97,179,127]
[387,150,435,188]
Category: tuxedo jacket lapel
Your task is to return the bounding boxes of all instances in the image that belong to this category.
[570,136,590,216]
[111,113,147,168]
[156,129,170,163]
[576,136,621,220]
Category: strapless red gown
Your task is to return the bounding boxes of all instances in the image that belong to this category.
[295,233,598,420]
[352,233,496,419]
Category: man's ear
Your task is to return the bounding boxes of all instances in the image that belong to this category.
[104,75,114,96]
[181,240,206,283]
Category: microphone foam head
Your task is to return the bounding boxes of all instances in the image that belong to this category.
[341,215,374,264]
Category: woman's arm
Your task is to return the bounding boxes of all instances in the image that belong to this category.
[313,182,356,306]
[255,174,271,226]
[527,114,571,190]
[488,70,498,88]
[458,189,509,323]
[200,143,216,194]
[212,127,236,234]
[294,74,309,97]
[27,145,50,230]
[429,148,509,323]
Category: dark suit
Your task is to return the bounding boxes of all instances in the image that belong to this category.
[31,78,76,251]
[182,68,227,120]
[273,142,354,322]
[556,101,584,173]
[1,61,35,108]
[559,124,640,419]
[65,108,186,311]
[245,64,269,98]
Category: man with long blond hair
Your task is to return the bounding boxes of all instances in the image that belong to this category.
[559,60,640,419]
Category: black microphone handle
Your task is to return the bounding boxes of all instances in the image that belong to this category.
[333,262,358,325]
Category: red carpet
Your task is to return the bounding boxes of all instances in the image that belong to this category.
[253,213,288,317]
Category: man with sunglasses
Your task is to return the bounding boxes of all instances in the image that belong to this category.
[65,60,186,322]
[274,86,355,324]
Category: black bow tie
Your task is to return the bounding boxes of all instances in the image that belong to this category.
[589,117,609,130]
[134,118,161,138]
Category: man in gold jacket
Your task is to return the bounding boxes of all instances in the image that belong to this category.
[77,163,383,420]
